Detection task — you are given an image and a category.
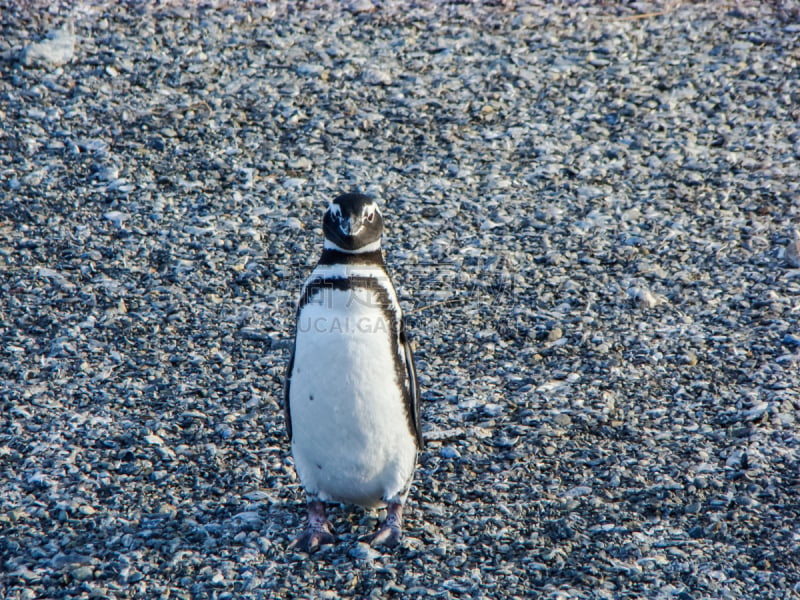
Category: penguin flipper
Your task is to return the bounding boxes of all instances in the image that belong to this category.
[400,321,423,449]
[283,343,295,441]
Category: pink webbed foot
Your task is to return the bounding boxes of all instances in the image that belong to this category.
[288,500,337,553]
[364,502,404,548]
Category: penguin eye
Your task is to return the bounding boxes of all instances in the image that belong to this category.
[366,211,375,223]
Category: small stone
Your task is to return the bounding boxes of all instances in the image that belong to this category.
[13,566,40,583]
[440,446,460,459]
[104,211,130,227]
[483,403,503,417]
[145,433,165,446]
[744,403,768,421]
[71,566,94,581]
[22,25,77,68]
[563,485,592,498]
[284,217,304,231]
[216,424,234,439]
[785,228,800,268]
[348,542,381,561]
[553,413,572,427]
[544,518,575,541]
[242,489,273,501]
[688,526,705,539]
[782,334,800,348]
[289,157,313,170]
[627,286,667,309]
[147,136,166,151]
[346,0,376,13]
[362,68,392,86]
[96,165,119,181]
[296,63,326,78]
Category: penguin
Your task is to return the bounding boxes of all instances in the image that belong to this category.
[284,193,423,552]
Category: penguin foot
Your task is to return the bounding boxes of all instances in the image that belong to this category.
[365,522,402,547]
[288,500,336,553]
[288,524,336,552]
[365,502,404,548]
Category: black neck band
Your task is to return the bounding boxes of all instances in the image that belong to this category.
[318,248,384,266]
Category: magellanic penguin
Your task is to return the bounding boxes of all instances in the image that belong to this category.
[284,193,423,552]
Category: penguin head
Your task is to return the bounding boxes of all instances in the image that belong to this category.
[323,193,383,253]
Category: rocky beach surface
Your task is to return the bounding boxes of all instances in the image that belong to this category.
[1,1,799,598]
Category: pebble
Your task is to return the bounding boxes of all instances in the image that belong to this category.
[784,228,800,268]
[362,67,392,86]
[482,403,504,418]
[283,217,304,231]
[348,542,382,561]
[552,413,572,427]
[440,446,460,459]
[743,403,769,421]
[22,25,77,68]
[547,326,563,342]
[346,0,376,13]
[627,286,666,309]
[104,211,130,226]
[783,334,800,348]
[71,566,94,581]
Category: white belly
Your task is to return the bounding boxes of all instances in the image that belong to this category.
[289,288,417,507]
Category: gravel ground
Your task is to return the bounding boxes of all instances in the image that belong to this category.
[2,1,800,598]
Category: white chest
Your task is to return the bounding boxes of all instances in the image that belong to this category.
[288,280,417,507]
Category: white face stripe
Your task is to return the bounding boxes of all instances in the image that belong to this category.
[327,200,381,217]
[362,203,380,218]
[323,238,382,254]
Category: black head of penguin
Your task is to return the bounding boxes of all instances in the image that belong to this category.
[323,193,384,252]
